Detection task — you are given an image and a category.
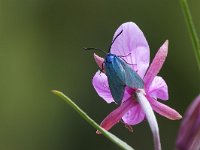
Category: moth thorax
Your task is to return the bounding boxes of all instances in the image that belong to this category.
[105,53,116,63]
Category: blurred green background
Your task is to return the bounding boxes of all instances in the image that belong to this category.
[0,0,199,149]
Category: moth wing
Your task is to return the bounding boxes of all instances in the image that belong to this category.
[114,57,144,89]
[105,62,125,104]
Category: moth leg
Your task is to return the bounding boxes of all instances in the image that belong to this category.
[99,62,105,74]
[125,124,133,132]
[120,120,133,132]
[118,52,131,58]
[120,57,138,72]
[120,57,135,66]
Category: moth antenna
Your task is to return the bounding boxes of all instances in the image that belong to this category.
[108,30,123,51]
[84,47,106,54]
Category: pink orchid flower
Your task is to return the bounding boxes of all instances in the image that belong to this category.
[92,22,182,150]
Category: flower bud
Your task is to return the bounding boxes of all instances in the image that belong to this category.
[176,94,200,150]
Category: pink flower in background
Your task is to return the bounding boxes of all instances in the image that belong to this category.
[176,94,200,150]
[92,22,182,132]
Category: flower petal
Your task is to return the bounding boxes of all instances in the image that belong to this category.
[92,71,114,103]
[144,40,168,91]
[148,76,168,100]
[148,97,182,120]
[92,70,131,104]
[94,53,105,72]
[122,101,145,125]
[110,22,150,78]
[96,98,135,134]
[176,94,200,150]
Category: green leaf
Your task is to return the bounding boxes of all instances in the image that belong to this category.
[52,90,134,150]
[179,0,200,71]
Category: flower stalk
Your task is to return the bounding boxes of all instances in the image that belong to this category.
[52,90,134,150]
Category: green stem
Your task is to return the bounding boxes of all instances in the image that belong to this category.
[52,90,134,150]
[179,0,200,71]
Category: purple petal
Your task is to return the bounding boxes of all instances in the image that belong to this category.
[176,94,200,150]
[92,71,114,103]
[148,97,182,120]
[96,98,135,134]
[93,53,105,72]
[110,22,150,78]
[144,40,168,91]
[148,76,168,100]
[122,101,145,125]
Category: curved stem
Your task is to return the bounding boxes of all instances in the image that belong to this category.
[52,90,134,150]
